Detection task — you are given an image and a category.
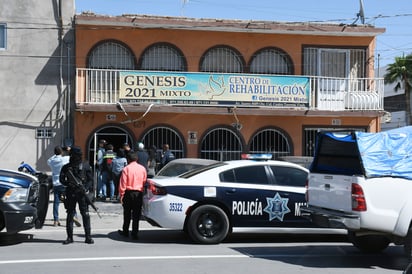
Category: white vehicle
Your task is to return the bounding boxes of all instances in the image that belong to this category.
[302,126,412,255]
[143,155,341,244]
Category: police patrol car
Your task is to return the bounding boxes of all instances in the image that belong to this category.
[143,154,337,244]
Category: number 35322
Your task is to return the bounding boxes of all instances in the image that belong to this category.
[169,202,183,212]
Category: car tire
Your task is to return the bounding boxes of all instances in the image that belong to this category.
[348,231,390,253]
[0,212,4,232]
[187,204,229,244]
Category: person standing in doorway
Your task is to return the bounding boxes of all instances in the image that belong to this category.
[118,151,147,240]
[96,139,106,200]
[122,142,133,156]
[101,144,116,201]
[112,148,127,201]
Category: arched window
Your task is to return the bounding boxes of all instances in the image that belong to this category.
[249,48,293,75]
[249,128,292,159]
[200,127,243,161]
[140,126,185,159]
[200,46,244,73]
[139,43,186,71]
[87,41,135,103]
[88,41,135,69]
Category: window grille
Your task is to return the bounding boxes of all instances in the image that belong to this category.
[249,128,291,159]
[249,48,292,75]
[36,128,53,139]
[139,43,186,71]
[87,41,135,103]
[88,41,134,70]
[200,127,243,161]
[200,46,243,73]
[140,126,185,159]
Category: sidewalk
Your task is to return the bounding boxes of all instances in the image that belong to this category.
[43,193,126,229]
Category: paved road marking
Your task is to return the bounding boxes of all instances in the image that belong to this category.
[0,255,248,264]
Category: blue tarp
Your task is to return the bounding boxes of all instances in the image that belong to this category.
[356,126,412,180]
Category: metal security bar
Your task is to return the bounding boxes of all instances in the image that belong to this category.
[76,68,384,111]
[200,46,244,73]
[141,126,185,159]
[200,127,243,161]
[249,128,291,159]
[249,48,292,75]
[140,43,186,71]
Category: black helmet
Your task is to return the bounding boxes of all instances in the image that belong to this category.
[70,146,82,156]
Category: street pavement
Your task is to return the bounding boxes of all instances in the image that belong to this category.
[41,194,153,232]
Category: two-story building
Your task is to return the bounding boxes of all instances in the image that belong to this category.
[74,13,385,165]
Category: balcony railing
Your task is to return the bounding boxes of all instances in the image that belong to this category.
[76,68,384,111]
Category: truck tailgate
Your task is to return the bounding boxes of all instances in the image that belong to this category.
[308,173,356,212]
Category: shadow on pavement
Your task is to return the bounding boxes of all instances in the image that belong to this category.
[105,229,192,244]
[232,244,409,272]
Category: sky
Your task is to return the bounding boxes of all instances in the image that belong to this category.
[75,0,412,68]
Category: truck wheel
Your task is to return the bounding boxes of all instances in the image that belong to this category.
[187,205,229,244]
[348,232,390,253]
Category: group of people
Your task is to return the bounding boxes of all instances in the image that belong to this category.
[47,140,175,245]
[96,141,175,201]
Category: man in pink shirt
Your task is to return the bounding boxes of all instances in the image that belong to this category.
[118,151,147,240]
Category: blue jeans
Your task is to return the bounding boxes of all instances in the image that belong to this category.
[101,170,115,199]
[53,184,66,221]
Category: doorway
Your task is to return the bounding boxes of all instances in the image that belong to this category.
[87,126,134,197]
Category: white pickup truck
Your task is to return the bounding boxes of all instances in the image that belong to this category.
[302,126,412,256]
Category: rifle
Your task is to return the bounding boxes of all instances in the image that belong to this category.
[66,168,102,218]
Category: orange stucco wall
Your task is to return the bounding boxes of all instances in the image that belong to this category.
[74,110,379,158]
[76,27,376,75]
[74,20,381,160]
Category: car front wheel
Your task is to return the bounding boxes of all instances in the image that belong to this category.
[187,204,229,244]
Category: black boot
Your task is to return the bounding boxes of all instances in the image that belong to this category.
[63,237,73,245]
[85,237,94,244]
[82,211,93,244]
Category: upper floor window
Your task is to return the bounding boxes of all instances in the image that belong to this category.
[200,46,244,73]
[303,47,367,78]
[88,41,135,69]
[139,43,186,71]
[249,48,293,75]
[0,24,6,50]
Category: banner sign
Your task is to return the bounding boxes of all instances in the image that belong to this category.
[119,71,310,107]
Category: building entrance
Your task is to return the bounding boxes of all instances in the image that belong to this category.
[86,126,134,197]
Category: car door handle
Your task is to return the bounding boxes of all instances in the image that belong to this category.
[225,188,236,194]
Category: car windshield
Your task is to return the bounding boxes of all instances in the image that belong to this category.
[179,162,226,178]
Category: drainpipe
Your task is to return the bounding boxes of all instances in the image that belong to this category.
[58,0,64,144]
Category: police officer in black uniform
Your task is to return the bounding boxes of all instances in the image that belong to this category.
[60,146,94,244]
